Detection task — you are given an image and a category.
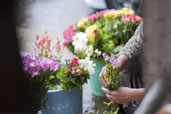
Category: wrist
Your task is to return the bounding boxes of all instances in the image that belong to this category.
[131,88,145,101]
[117,54,130,71]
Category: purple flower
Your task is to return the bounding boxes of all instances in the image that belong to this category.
[111,59,117,67]
[103,53,117,68]
[22,55,61,78]
[109,56,116,63]
[102,53,110,61]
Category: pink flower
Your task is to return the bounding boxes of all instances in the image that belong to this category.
[123,14,142,23]
[135,16,142,22]
[66,69,71,73]
[72,58,79,65]
[72,71,75,74]
[88,14,98,21]
[93,29,99,35]
[73,67,77,72]
[78,72,83,76]
[63,24,76,46]
[35,32,52,55]
[88,9,114,21]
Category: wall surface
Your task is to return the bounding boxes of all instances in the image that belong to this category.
[143,0,171,89]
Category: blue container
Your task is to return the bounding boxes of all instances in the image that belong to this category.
[41,88,82,114]
[90,58,105,96]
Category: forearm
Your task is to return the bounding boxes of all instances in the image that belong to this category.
[119,21,144,62]
[132,88,145,101]
[117,54,130,72]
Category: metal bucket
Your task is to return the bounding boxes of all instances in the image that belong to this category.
[41,88,82,114]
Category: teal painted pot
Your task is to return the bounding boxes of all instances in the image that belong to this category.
[90,58,105,96]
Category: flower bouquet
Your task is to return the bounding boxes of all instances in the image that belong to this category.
[22,55,61,111]
[63,8,142,59]
[102,53,124,114]
[102,53,123,90]
[57,57,96,90]
[63,8,142,96]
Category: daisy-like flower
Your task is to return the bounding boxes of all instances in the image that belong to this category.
[95,49,102,56]
[72,32,88,52]
[78,57,96,75]
[85,45,94,57]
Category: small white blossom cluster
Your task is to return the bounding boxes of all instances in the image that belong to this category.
[85,45,94,57]
[78,57,96,75]
[72,32,88,52]
[72,32,102,57]
[94,49,101,56]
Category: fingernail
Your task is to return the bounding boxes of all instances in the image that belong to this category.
[101,87,105,91]
[101,87,107,91]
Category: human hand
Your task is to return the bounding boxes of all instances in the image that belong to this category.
[102,87,145,104]
[99,54,130,86]
[156,104,171,114]
[99,62,122,87]
[99,66,108,87]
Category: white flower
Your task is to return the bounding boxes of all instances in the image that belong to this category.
[78,57,96,75]
[85,45,94,57]
[95,49,102,56]
[72,32,88,52]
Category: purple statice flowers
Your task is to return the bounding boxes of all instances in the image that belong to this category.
[22,55,61,78]
[102,53,117,67]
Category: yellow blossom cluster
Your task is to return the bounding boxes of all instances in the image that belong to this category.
[77,18,88,28]
[85,24,98,43]
[104,8,134,19]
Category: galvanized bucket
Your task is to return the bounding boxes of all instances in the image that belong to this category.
[41,87,82,114]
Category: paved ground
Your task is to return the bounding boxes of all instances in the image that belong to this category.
[18,0,100,113]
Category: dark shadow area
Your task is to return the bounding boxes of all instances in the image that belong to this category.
[0,0,34,113]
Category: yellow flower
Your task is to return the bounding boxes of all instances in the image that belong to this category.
[76,69,80,73]
[85,24,98,33]
[77,21,84,28]
[104,10,124,19]
[77,18,88,28]
[104,11,116,18]
[104,8,134,19]
[114,10,125,18]
[121,8,134,15]
[85,24,98,43]
[87,33,95,43]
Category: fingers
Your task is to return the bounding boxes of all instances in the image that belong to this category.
[106,94,123,104]
[106,94,125,104]
[99,72,106,86]
[102,87,118,96]
[106,94,115,102]
[101,87,111,94]
[106,94,117,101]
[102,87,123,104]
[99,66,107,86]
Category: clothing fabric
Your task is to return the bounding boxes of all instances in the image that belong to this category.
[119,61,143,114]
[119,22,144,62]
[118,21,144,114]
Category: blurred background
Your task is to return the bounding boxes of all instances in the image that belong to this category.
[16,0,142,113]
